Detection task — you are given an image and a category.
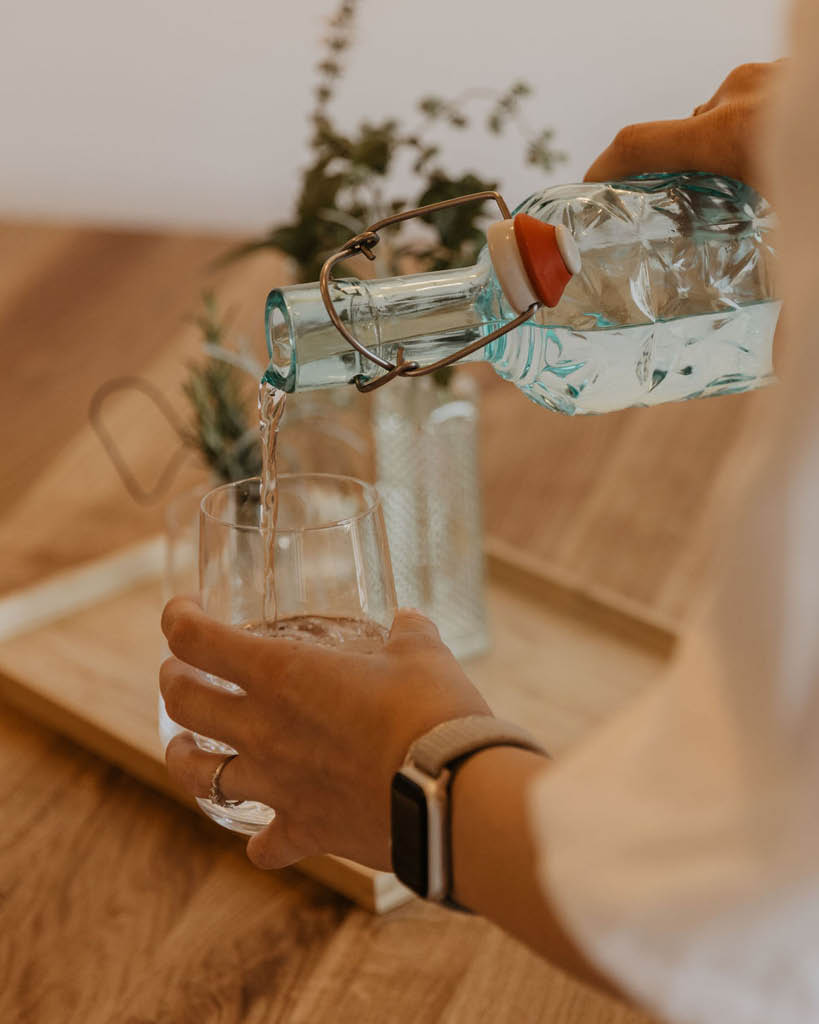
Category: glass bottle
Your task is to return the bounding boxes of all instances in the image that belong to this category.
[265,173,779,415]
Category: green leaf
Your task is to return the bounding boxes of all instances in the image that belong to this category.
[412,143,440,174]
[415,171,497,261]
[348,121,396,175]
[317,59,341,77]
[525,129,567,171]
[418,96,445,118]
[432,364,455,389]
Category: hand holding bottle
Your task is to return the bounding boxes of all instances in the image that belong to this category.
[585,61,785,192]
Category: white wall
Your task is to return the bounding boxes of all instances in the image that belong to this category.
[0,0,786,234]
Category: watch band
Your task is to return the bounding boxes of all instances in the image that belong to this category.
[407,714,547,779]
[397,715,548,911]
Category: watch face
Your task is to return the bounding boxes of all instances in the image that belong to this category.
[390,772,428,897]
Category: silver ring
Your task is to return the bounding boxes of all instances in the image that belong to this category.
[209,753,242,807]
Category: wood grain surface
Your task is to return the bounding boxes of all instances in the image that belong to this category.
[0,552,666,917]
[0,705,653,1024]
[0,216,770,1023]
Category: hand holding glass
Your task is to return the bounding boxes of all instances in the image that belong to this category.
[161,473,396,835]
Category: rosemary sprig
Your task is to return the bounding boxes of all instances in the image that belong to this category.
[183,294,261,482]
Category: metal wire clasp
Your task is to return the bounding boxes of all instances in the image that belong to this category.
[318,190,541,392]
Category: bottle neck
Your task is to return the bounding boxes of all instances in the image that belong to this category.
[265,260,498,392]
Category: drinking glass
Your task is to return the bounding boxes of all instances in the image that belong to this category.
[163,473,396,836]
[158,482,212,752]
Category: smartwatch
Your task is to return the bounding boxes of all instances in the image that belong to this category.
[390,715,547,907]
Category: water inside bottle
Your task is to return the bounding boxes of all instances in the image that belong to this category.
[486,301,780,415]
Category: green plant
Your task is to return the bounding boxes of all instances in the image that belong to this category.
[185,0,566,480]
[230,0,565,280]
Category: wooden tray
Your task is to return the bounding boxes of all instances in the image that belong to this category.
[0,536,672,913]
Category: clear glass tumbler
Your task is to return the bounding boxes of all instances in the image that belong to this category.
[166,473,397,836]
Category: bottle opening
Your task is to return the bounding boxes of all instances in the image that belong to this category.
[264,290,297,392]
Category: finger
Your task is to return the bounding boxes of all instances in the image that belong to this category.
[388,608,442,647]
[160,656,246,746]
[693,70,749,117]
[162,596,315,691]
[246,817,313,870]
[165,732,264,803]
[585,116,718,183]
[693,61,783,117]
[162,596,262,683]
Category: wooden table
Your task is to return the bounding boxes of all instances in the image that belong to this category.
[0,219,772,1023]
[1,597,659,1024]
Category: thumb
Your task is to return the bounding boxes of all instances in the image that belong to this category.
[388,608,442,646]
[246,817,310,871]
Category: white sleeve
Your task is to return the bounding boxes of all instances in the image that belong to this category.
[528,5,819,1022]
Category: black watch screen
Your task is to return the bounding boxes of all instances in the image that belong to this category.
[390,771,428,897]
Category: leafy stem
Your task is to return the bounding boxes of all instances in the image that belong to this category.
[186,0,566,478]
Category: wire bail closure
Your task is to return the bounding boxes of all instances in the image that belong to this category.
[318,190,541,393]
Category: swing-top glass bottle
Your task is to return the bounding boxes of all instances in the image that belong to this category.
[264,172,780,415]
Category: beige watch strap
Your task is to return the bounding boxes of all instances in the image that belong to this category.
[407,714,548,777]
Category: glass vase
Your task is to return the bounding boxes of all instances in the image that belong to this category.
[373,371,489,661]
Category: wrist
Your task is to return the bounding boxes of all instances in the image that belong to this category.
[383,707,494,798]
[450,745,550,910]
[389,716,546,905]
[449,745,623,995]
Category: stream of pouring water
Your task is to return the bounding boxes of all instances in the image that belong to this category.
[258,379,287,625]
[257,379,388,650]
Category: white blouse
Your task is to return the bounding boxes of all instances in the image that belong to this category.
[529,4,819,1021]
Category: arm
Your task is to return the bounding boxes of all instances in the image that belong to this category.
[451,50,803,1014]
[451,745,622,997]
[515,29,819,1023]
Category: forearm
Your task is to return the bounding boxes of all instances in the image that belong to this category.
[450,746,623,999]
